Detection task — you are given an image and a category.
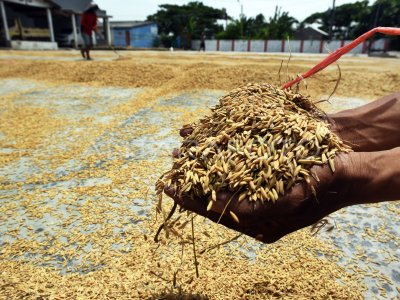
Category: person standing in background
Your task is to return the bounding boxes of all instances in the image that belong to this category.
[199,32,206,52]
[80,4,99,60]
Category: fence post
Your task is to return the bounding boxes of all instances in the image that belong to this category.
[362,41,367,53]
[264,40,268,52]
[319,40,324,53]
[71,13,78,49]
[0,1,10,46]
[216,39,220,51]
[247,39,251,52]
[231,39,235,51]
[300,40,304,53]
[46,8,55,43]
[281,40,285,52]
[384,39,389,52]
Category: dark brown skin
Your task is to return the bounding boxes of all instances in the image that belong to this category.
[330,92,400,152]
[166,92,400,243]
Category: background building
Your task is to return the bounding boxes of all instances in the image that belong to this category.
[294,25,329,40]
[0,0,111,49]
[111,21,158,48]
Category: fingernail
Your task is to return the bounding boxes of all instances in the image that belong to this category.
[172,148,179,158]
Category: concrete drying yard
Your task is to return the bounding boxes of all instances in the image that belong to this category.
[0,50,399,299]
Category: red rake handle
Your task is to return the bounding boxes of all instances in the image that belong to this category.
[282,27,400,89]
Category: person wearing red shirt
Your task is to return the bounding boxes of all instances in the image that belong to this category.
[80,4,99,60]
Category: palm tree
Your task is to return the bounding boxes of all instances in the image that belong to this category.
[267,6,298,39]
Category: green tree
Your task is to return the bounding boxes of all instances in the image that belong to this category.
[216,20,242,39]
[267,6,298,39]
[301,0,400,41]
[245,14,269,38]
[369,0,400,28]
[367,0,400,49]
[302,1,370,39]
[147,2,227,48]
[216,9,297,40]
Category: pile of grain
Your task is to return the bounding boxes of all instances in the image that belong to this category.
[1,55,399,99]
[157,83,351,215]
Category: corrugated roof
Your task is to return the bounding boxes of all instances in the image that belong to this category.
[307,24,329,36]
[3,0,110,16]
[110,21,156,29]
[49,0,91,12]
[49,0,109,17]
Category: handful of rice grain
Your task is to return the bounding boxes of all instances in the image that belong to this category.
[156,83,351,212]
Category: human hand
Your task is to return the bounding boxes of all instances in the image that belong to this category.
[329,92,400,151]
[165,148,351,243]
[166,146,400,243]
[167,126,351,243]
[166,93,400,243]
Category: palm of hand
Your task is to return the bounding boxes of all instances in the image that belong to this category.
[166,127,349,243]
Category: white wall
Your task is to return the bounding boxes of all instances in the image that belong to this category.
[191,39,387,54]
[250,40,265,52]
[219,40,232,51]
[267,40,282,52]
[206,40,217,51]
[284,40,301,53]
[371,39,386,51]
[192,40,200,50]
[323,40,342,53]
[234,40,247,52]
[11,40,58,50]
[303,40,321,53]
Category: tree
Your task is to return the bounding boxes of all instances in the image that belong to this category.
[303,1,370,37]
[216,8,297,40]
[367,0,400,49]
[245,14,269,38]
[369,0,400,28]
[216,20,242,39]
[267,6,298,39]
[301,0,400,41]
[147,2,227,48]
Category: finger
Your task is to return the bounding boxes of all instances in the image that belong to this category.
[163,187,287,242]
[213,190,278,219]
[164,185,207,215]
[172,148,180,158]
[254,232,284,244]
[164,185,177,199]
[180,126,193,137]
[207,190,237,214]
[249,218,296,244]
[163,186,244,231]
[207,191,274,229]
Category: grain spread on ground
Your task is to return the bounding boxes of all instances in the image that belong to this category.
[0,51,399,299]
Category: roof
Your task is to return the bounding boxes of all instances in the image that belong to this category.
[4,0,52,8]
[49,0,109,16]
[302,24,329,36]
[49,0,91,13]
[4,0,110,16]
[110,21,156,29]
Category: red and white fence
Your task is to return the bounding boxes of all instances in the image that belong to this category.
[192,39,388,54]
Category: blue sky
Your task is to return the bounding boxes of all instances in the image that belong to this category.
[95,0,365,22]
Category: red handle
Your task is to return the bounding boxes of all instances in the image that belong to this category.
[282,27,400,89]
